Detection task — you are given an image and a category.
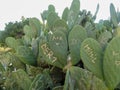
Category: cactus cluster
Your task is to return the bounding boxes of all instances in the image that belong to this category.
[0,0,120,90]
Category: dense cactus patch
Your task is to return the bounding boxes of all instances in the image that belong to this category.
[0,0,120,90]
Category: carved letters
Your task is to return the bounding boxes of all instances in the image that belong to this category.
[84,44,96,63]
[41,43,57,63]
[112,51,120,66]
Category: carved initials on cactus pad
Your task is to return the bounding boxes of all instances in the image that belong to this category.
[84,44,96,63]
[41,43,57,63]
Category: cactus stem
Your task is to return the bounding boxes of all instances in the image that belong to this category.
[63,55,72,72]
[63,61,72,72]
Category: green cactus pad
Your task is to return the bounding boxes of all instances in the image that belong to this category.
[103,36,120,89]
[85,22,97,39]
[117,12,120,23]
[5,69,31,90]
[5,37,18,50]
[110,3,118,27]
[48,5,55,12]
[93,4,99,20]
[41,5,56,21]
[24,25,36,39]
[47,12,59,29]
[98,31,112,49]
[29,70,53,90]
[80,38,103,79]
[114,26,120,37]
[48,30,68,68]
[62,7,69,22]
[53,19,68,30]
[68,25,87,65]
[16,46,36,66]
[23,35,32,46]
[10,54,26,70]
[0,62,5,72]
[31,39,39,57]
[40,43,64,69]
[29,18,41,37]
[68,0,80,29]
[64,66,108,90]
[41,10,48,21]
[37,37,48,67]
[52,19,68,35]
[40,30,68,68]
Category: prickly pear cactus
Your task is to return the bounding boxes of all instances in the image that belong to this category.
[29,70,53,90]
[114,26,120,37]
[29,18,41,37]
[98,31,112,49]
[52,19,68,35]
[24,25,36,39]
[0,62,5,72]
[41,4,56,22]
[53,19,68,29]
[68,0,80,29]
[31,38,39,57]
[110,3,118,27]
[92,4,99,20]
[68,25,87,65]
[48,4,55,12]
[103,36,120,89]
[48,30,68,66]
[23,25,35,45]
[5,69,31,90]
[9,54,26,70]
[16,46,36,66]
[85,22,97,39]
[37,36,48,67]
[41,30,68,68]
[117,12,120,23]
[103,20,112,32]
[40,43,63,69]
[80,38,103,79]
[5,1,120,90]
[64,66,108,90]
[62,7,69,22]
[5,37,18,50]
[47,12,59,29]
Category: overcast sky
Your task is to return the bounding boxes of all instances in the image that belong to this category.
[0,0,120,30]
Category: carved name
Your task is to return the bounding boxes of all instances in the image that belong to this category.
[41,43,57,63]
[84,44,96,63]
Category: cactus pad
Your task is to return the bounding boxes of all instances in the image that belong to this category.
[16,46,36,66]
[68,0,80,29]
[110,3,118,27]
[47,30,68,68]
[64,66,108,90]
[103,36,120,89]
[5,37,18,50]
[68,25,87,65]
[80,38,103,79]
